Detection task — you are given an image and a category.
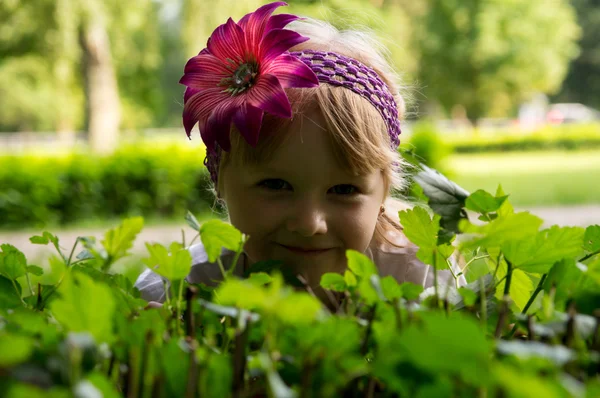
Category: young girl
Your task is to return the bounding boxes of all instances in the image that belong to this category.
[135,1,465,304]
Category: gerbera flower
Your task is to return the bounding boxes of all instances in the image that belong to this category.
[180,1,319,152]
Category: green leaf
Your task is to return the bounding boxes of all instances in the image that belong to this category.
[457,287,477,307]
[0,333,35,366]
[247,272,272,286]
[143,242,192,281]
[494,263,534,311]
[460,211,543,249]
[344,270,357,287]
[495,185,514,217]
[29,231,59,247]
[465,189,507,214]
[200,219,243,263]
[82,372,120,398]
[413,164,470,233]
[544,258,587,312]
[0,244,28,280]
[0,275,23,309]
[398,206,439,250]
[320,273,347,292]
[202,355,233,398]
[160,338,189,397]
[382,312,490,384]
[400,282,424,300]
[50,273,116,343]
[27,265,44,276]
[583,225,600,253]
[346,250,377,278]
[185,210,201,232]
[503,226,585,274]
[381,276,402,300]
[102,217,144,261]
[29,235,49,245]
[275,293,322,324]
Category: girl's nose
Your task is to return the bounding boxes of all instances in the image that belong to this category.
[285,200,328,237]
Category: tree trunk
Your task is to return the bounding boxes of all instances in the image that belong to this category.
[80,17,120,154]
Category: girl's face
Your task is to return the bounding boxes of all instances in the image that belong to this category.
[220,107,386,287]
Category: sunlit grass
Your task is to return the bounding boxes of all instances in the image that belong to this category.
[445,150,600,206]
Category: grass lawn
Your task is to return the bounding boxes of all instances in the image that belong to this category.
[444,150,600,206]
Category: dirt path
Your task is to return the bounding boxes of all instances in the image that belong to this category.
[2,205,600,260]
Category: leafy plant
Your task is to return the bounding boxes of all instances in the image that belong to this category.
[0,175,599,397]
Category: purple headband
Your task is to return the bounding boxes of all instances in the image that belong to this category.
[179,2,402,185]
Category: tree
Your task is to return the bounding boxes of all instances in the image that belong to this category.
[553,0,600,110]
[0,0,163,153]
[414,0,580,121]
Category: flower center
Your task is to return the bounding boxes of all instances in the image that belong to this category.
[221,61,258,96]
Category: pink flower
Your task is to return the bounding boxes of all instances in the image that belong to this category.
[180,1,319,152]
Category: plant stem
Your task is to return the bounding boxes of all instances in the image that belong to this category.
[459,255,490,277]
[299,360,314,398]
[217,258,227,280]
[184,286,198,338]
[24,271,34,297]
[232,317,249,398]
[479,277,487,328]
[360,305,377,356]
[393,298,402,330]
[494,295,510,338]
[579,250,600,263]
[176,279,185,336]
[444,258,459,288]
[184,339,200,398]
[433,249,439,308]
[162,280,172,309]
[521,274,547,315]
[11,279,26,306]
[507,274,547,338]
[229,236,245,276]
[503,259,513,297]
[66,238,79,266]
[36,283,42,310]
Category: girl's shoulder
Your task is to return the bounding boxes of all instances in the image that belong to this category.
[134,242,245,303]
[368,229,466,289]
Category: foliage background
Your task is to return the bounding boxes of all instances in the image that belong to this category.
[0,0,591,133]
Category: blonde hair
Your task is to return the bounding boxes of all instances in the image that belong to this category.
[216,17,413,248]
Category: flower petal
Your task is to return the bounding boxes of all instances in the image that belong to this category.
[246,74,291,118]
[182,88,229,141]
[232,103,264,147]
[262,54,319,88]
[205,98,244,151]
[266,13,300,31]
[260,29,310,64]
[184,87,201,103]
[180,54,232,89]
[242,2,287,54]
[207,17,246,63]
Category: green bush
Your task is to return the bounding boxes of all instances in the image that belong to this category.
[400,121,451,172]
[0,144,215,229]
[445,123,600,153]
[0,183,599,397]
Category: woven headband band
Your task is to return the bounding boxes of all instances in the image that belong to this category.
[204,50,401,185]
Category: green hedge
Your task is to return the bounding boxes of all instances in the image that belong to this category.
[0,144,216,229]
[441,123,600,153]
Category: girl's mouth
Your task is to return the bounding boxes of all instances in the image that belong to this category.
[278,244,333,255]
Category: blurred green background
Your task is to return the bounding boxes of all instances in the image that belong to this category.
[1,0,600,235]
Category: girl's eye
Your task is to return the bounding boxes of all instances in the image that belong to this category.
[329,184,359,195]
[259,179,292,191]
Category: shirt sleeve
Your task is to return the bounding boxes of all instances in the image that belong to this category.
[134,242,244,303]
[134,268,168,303]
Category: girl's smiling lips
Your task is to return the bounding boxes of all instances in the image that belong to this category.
[277,243,334,255]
